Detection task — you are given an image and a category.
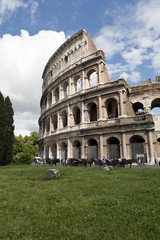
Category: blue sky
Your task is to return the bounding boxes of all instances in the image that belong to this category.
[0,0,160,136]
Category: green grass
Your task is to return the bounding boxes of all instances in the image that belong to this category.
[0,165,160,240]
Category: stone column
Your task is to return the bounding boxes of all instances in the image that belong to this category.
[81,102,85,124]
[98,62,102,84]
[99,135,104,159]
[119,90,124,116]
[148,130,154,163]
[81,137,85,159]
[98,96,103,120]
[67,139,71,158]
[49,145,52,158]
[57,141,60,159]
[59,85,62,100]
[50,116,53,133]
[67,105,71,128]
[121,132,127,159]
[43,144,46,159]
[81,70,85,91]
[69,77,72,95]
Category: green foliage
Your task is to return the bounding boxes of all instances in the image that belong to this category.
[0,92,6,164]
[13,131,39,164]
[0,166,160,239]
[3,96,15,165]
[0,92,14,165]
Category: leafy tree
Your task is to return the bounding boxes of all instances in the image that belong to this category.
[13,131,39,164]
[3,96,14,165]
[0,92,6,165]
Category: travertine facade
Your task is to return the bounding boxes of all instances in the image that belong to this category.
[38,29,160,163]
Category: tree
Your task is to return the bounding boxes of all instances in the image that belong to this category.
[3,96,14,165]
[13,132,39,164]
[0,92,6,165]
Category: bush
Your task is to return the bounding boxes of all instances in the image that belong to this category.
[12,153,31,165]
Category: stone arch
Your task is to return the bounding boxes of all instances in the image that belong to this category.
[88,102,97,122]
[44,97,47,110]
[73,106,81,125]
[132,102,144,115]
[74,76,81,92]
[45,145,49,159]
[87,138,98,159]
[52,143,57,158]
[54,87,59,102]
[130,135,145,159]
[46,118,50,133]
[107,137,120,159]
[105,98,118,118]
[73,140,81,158]
[61,110,68,127]
[157,137,160,142]
[48,92,52,108]
[61,142,67,159]
[151,98,160,115]
[63,81,69,98]
[52,114,58,130]
[87,69,97,88]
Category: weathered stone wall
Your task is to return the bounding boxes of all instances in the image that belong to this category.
[38,30,160,163]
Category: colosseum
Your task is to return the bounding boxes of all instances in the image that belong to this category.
[38,29,160,164]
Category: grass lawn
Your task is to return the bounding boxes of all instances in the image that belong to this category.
[0,165,160,240]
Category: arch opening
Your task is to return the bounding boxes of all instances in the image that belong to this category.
[151,98,160,115]
[107,137,120,159]
[52,114,58,130]
[54,88,59,102]
[52,144,57,159]
[88,139,98,159]
[106,99,118,118]
[73,107,81,125]
[73,140,81,159]
[132,102,145,115]
[74,76,81,92]
[88,103,97,122]
[63,82,69,98]
[130,135,145,159]
[61,142,67,160]
[61,111,68,128]
[48,92,52,107]
[87,70,97,88]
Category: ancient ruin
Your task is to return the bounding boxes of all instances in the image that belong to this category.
[38,29,160,163]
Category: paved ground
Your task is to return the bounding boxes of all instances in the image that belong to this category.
[125,164,160,169]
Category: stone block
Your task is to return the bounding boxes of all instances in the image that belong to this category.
[46,169,60,178]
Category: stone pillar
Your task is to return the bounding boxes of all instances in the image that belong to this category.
[67,139,71,158]
[69,77,72,95]
[119,90,124,116]
[119,89,127,117]
[57,141,60,159]
[50,116,53,133]
[98,96,103,120]
[99,135,104,159]
[59,85,62,100]
[98,62,102,84]
[49,145,52,158]
[67,105,71,128]
[148,130,154,163]
[81,70,85,91]
[43,144,46,159]
[121,132,127,159]
[81,137,85,159]
[81,102,85,124]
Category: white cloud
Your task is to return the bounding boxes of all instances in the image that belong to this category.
[0,30,66,136]
[94,0,160,83]
[0,0,27,15]
[0,0,38,24]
